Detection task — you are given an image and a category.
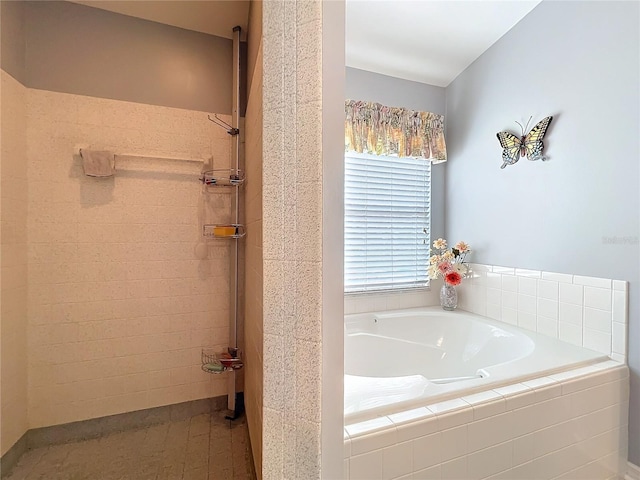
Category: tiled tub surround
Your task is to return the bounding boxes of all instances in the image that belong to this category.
[344,361,629,480]
[456,264,628,362]
[343,267,630,479]
[346,264,628,363]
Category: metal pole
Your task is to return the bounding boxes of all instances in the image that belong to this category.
[227,25,241,416]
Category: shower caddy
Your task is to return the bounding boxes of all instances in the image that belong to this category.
[199,26,244,421]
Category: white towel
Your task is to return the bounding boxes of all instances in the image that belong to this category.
[80,149,114,177]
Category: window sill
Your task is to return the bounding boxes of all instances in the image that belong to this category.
[344,286,431,297]
[344,286,438,315]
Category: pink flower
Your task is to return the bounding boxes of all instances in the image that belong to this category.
[437,262,452,275]
[445,271,462,286]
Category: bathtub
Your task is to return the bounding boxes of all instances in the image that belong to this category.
[344,307,609,423]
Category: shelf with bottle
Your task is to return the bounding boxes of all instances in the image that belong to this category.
[202,224,246,239]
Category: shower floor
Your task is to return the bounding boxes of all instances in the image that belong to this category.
[4,413,254,480]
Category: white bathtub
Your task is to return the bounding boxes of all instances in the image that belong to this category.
[345,307,608,423]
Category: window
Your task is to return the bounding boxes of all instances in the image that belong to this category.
[344,152,431,293]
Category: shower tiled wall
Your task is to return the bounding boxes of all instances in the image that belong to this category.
[457,264,628,361]
[262,1,324,478]
[1,70,29,455]
[25,88,233,428]
[244,0,264,474]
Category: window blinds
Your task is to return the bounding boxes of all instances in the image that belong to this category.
[344,153,431,293]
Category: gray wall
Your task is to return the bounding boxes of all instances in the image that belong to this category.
[345,67,446,242]
[0,0,26,83]
[13,1,234,114]
[445,0,639,463]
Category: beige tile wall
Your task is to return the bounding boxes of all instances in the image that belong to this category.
[1,70,29,455]
[25,88,234,428]
[244,2,264,476]
[262,1,324,478]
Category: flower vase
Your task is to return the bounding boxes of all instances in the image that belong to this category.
[440,283,458,311]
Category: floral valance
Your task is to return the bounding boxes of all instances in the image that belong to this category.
[345,100,447,163]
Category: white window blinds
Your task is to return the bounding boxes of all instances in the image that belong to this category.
[344,152,431,293]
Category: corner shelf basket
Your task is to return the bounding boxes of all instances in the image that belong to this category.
[200,169,246,241]
[201,347,243,374]
[200,168,245,187]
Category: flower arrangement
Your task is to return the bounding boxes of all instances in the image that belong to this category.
[427,237,471,286]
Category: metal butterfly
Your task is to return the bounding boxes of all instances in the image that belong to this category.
[496,116,553,169]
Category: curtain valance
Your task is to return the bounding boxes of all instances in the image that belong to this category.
[345,100,447,163]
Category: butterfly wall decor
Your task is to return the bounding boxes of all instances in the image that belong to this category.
[496,116,553,169]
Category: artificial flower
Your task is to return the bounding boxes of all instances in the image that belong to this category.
[445,271,462,286]
[428,264,439,278]
[454,241,470,253]
[426,236,471,285]
[437,262,452,274]
[433,238,447,250]
[453,263,468,275]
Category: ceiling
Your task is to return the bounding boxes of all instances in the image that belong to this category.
[70,1,250,40]
[71,0,541,88]
[346,0,542,87]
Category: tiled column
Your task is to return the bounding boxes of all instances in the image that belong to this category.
[262,1,323,479]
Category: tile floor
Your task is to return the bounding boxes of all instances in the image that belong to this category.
[4,413,254,480]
